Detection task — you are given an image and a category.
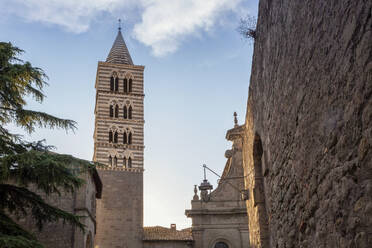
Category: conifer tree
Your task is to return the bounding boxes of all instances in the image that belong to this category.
[0,42,93,248]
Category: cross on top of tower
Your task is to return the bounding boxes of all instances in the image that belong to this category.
[106,19,133,65]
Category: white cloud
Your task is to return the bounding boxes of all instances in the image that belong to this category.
[133,0,243,56]
[2,0,244,56]
[5,0,137,33]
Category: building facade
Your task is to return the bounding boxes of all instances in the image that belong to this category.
[15,163,102,248]
[186,114,249,248]
[93,28,145,248]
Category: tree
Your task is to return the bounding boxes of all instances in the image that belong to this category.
[0,42,94,248]
[237,15,257,41]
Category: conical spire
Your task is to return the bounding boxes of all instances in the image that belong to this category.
[106,29,133,65]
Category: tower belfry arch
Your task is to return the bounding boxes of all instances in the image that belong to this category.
[93,23,145,248]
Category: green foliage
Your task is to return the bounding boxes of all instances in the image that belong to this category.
[0,42,94,248]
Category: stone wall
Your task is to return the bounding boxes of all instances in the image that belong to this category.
[242,0,372,247]
[95,169,143,248]
[15,171,99,248]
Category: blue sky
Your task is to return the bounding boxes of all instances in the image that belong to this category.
[0,0,258,228]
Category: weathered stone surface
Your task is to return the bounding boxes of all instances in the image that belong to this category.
[95,169,143,248]
[242,0,372,247]
[15,169,100,248]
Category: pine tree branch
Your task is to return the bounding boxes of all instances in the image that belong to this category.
[0,235,43,248]
[0,107,77,133]
[0,211,38,241]
[0,184,85,231]
[1,151,91,195]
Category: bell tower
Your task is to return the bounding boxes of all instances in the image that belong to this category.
[93,23,144,248]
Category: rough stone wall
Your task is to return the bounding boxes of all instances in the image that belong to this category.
[242,0,372,247]
[15,172,98,248]
[16,191,75,248]
[95,169,143,248]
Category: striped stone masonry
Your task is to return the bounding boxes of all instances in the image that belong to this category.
[93,61,145,170]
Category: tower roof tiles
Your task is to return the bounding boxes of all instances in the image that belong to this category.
[106,30,133,65]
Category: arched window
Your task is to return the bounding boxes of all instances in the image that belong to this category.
[113,156,118,167]
[252,134,270,244]
[128,106,133,119]
[128,157,132,168]
[113,132,118,143]
[214,242,229,248]
[109,105,114,117]
[108,155,112,167]
[110,76,114,91]
[128,132,132,145]
[124,78,128,93]
[114,105,119,118]
[123,106,128,119]
[109,131,113,143]
[86,232,92,248]
[123,132,127,144]
[129,78,133,92]
[115,77,119,91]
[123,157,127,167]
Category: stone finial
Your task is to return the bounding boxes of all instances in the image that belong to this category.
[193,185,199,201]
[199,165,213,202]
[234,112,238,127]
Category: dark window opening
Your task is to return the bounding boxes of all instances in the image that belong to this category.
[128,157,132,168]
[124,106,128,119]
[129,78,133,92]
[109,156,112,166]
[109,131,113,143]
[114,156,117,167]
[124,78,128,93]
[123,132,127,144]
[115,105,119,118]
[115,77,119,91]
[123,157,127,168]
[113,132,118,143]
[128,106,132,119]
[109,105,114,117]
[214,242,229,248]
[110,77,114,91]
[128,132,132,145]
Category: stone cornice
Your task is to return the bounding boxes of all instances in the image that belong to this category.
[226,124,245,141]
[97,90,145,98]
[95,142,145,150]
[95,117,145,125]
[97,166,144,173]
[98,61,145,70]
[185,208,247,217]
